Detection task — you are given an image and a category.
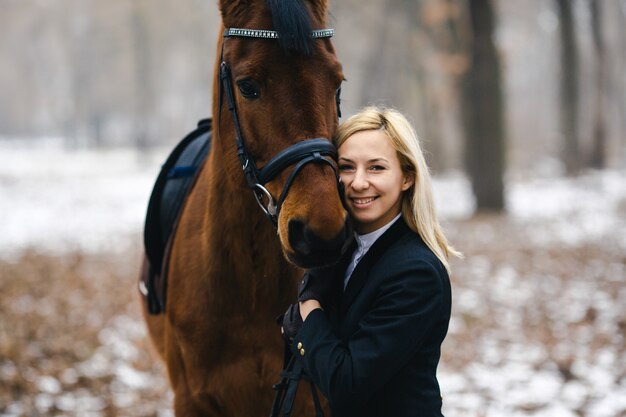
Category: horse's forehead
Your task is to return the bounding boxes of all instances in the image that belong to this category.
[227,43,341,85]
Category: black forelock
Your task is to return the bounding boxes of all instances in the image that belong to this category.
[265,0,313,55]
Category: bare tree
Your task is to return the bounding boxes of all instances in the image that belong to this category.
[461,0,506,212]
[620,2,626,160]
[131,0,153,150]
[413,0,468,172]
[556,0,581,175]
[588,0,606,168]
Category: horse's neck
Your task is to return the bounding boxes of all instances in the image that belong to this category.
[199,135,299,309]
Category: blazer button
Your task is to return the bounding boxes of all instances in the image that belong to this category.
[297,342,303,349]
[299,348,305,356]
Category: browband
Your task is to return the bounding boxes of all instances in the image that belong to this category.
[224,28,334,39]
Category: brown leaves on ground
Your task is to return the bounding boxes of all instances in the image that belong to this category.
[0,213,625,416]
[0,250,170,416]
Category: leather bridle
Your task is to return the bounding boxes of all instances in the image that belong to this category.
[218,27,342,225]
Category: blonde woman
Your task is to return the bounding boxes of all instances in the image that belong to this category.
[282,106,461,417]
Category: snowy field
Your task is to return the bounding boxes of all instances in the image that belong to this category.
[0,138,162,259]
[2,138,624,258]
[0,138,625,417]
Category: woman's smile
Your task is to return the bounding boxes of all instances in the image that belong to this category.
[350,196,379,207]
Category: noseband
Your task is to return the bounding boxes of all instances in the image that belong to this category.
[219,27,341,225]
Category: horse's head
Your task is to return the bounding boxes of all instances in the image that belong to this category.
[215,0,351,268]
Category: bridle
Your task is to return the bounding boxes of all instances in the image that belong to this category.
[218,27,342,225]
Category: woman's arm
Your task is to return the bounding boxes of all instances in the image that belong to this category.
[293,255,446,409]
[299,299,322,319]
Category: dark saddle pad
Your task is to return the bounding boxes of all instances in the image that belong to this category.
[141,118,212,314]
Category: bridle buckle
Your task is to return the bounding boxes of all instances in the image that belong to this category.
[254,184,278,219]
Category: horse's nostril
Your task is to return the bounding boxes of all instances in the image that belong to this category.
[288,219,350,258]
[286,219,352,268]
[288,220,311,255]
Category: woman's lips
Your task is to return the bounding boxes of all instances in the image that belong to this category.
[350,196,378,207]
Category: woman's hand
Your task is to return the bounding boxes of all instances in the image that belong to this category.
[279,300,321,343]
[280,303,303,342]
[298,267,336,305]
[280,268,333,342]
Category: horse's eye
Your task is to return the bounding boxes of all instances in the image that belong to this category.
[237,80,260,100]
[335,87,342,118]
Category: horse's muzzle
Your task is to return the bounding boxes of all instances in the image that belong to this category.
[287,218,352,268]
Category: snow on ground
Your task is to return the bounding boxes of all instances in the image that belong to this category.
[433,170,626,249]
[1,139,624,258]
[0,138,625,417]
[0,138,164,259]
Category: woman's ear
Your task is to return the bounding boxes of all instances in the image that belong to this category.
[402,174,415,191]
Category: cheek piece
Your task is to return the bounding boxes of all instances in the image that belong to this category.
[218,28,342,226]
[338,179,349,211]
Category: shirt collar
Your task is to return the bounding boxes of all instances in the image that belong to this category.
[354,213,402,254]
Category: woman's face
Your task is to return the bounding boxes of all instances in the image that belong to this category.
[338,129,413,234]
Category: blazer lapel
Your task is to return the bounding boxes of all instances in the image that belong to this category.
[330,238,357,301]
[324,238,357,326]
[340,217,410,315]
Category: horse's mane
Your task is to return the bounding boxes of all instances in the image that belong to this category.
[266,0,314,55]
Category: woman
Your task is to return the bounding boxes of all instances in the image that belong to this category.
[282,106,461,417]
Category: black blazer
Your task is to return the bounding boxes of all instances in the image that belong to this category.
[293,217,451,417]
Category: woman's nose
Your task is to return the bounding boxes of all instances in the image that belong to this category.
[351,169,369,191]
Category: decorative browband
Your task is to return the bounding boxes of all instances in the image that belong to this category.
[223,28,334,39]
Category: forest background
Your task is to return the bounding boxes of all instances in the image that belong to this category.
[2,0,625,183]
[0,0,625,416]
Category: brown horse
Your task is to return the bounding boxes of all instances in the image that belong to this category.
[142,0,348,415]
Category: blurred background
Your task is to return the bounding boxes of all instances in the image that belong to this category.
[0,0,625,416]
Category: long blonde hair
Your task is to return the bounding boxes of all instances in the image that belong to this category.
[334,106,462,273]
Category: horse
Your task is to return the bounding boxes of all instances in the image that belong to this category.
[141,0,349,415]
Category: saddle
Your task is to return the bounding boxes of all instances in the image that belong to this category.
[140,118,212,314]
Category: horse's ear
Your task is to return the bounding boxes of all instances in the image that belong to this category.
[308,0,329,23]
[218,0,253,24]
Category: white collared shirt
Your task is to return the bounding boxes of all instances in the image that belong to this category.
[344,213,402,289]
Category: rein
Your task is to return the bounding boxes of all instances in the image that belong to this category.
[218,27,341,225]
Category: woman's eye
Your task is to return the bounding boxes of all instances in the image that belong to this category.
[237,80,260,99]
[370,165,385,171]
[338,165,354,171]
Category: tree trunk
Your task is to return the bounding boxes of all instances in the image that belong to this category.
[589,0,607,169]
[621,2,626,160]
[359,1,393,106]
[411,0,445,172]
[556,0,581,175]
[461,0,506,212]
[131,0,152,150]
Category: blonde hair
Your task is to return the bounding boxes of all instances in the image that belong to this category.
[335,106,462,273]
